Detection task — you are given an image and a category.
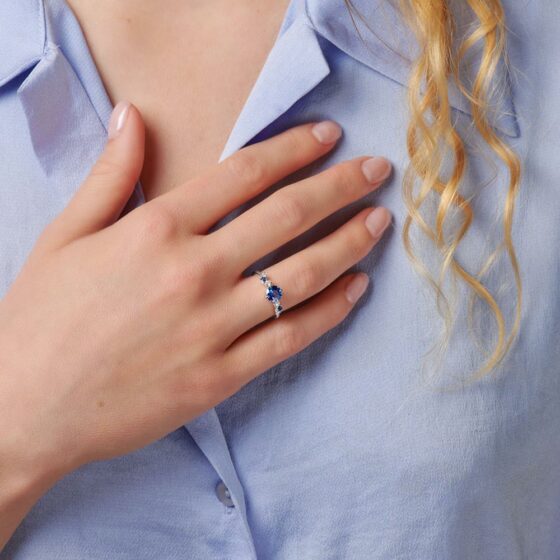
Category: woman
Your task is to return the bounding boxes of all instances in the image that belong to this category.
[0,0,558,558]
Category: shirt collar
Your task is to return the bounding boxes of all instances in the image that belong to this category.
[219,0,520,159]
[219,7,331,160]
[0,0,519,176]
[0,0,46,88]
[305,0,520,138]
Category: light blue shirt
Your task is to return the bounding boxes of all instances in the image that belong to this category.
[1,0,559,558]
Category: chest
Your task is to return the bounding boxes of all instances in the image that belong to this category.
[65,0,290,202]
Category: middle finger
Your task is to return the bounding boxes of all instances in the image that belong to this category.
[210,155,391,272]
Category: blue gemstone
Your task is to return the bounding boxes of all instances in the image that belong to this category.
[266,285,283,301]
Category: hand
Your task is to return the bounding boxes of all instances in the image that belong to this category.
[0,102,392,504]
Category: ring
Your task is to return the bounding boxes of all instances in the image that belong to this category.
[253,270,284,319]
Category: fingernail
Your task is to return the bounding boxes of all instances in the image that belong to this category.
[345,273,369,304]
[361,157,391,184]
[365,207,391,238]
[311,121,342,145]
[108,101,131,139]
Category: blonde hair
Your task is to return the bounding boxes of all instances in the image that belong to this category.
[346,0,522,384]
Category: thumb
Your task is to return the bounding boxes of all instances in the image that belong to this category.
[40,101,145,251]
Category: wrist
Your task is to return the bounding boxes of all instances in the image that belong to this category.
[0,334,75,493]
[0,426,67,506]
[0,374,72,530]
[0,431,66,549]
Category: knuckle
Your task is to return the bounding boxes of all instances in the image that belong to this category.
[192,253,222,285]
[138,203,178,241]
[282,127,307,157]
[226,150,266,186]
[332,299,352,327]
[293,260,322,297]
[270,191,306,230]
[162,256,217,298]
[90,156,135,186]
[160,262,195,298]
[189,353,242,404]
[174,365,219,411]
[322,288,353,330]
[183,314,220,354]
[274,322,307,359]
[194,240,229,280]
[217,366,246,400]
[202,244,228,276]
[328,162,360,199]
[345,225,370,260]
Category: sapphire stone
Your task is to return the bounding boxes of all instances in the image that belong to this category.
[266,285,283,301]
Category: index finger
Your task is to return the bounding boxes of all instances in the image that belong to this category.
[160,120,343,234]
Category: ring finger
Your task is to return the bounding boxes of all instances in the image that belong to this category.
[224,205,391,342]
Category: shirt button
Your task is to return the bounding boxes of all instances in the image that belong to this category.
[215,481,235,508]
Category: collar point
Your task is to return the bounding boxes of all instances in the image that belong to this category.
[0,0,46,89]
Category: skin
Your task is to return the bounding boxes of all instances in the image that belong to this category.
[0,1,393,550]
[64,0,295,198]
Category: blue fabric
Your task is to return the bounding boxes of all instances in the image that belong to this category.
[1,0,559,558]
